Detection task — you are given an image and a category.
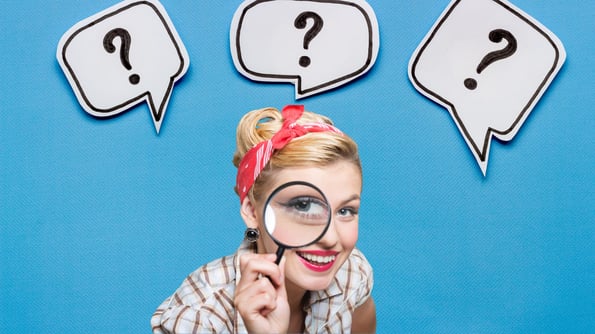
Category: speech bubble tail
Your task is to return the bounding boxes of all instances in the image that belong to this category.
[153,118,162,134]
[478,160,488,177]
[294,83,306,100]
[146,80,175,134]
[293,77,316,100]
[465,125,492,177]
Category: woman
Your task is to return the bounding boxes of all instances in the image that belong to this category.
[151,105,375,333]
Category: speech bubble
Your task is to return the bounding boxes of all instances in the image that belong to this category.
[409,0,565,175]
[57,0,189,133]
[230,0,379,99]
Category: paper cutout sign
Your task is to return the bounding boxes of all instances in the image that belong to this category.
[57,0,189,133]
[230,0,379,99]
[409,0,565,175]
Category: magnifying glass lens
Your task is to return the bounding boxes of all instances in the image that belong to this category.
[264,182,330,248]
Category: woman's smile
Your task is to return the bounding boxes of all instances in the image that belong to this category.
[296,250,339,272]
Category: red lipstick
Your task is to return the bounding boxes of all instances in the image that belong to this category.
[296,250,339,272]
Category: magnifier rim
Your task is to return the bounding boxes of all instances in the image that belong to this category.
[262,180,331,249]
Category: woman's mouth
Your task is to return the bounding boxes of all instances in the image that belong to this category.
[296,251,338,272]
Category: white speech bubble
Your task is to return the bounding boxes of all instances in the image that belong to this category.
[57,0,189,133]
[230,0,379,99]
[409,0,565,175]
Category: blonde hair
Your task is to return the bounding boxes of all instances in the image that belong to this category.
[233,107,361,201]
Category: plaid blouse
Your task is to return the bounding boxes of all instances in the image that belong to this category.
[151,241,373,333]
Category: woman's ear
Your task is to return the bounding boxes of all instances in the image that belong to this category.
[240,197,258,228]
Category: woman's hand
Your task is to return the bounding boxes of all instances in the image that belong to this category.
[234,253,289,334]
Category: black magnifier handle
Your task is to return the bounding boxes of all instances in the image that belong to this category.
[262,246,285,284]
[274,246,285,265]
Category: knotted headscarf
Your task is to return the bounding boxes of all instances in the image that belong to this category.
[236,105,342,203]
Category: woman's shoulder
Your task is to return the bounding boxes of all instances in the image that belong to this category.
[347,247,373,277]
[187,253,237,286]
[339,248,374,305]
[151,253,240,333]
[185,241,254,288]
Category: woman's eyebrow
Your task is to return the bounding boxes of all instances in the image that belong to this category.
[337,194,361,206]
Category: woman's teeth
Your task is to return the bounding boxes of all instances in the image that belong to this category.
[298,252,336,264]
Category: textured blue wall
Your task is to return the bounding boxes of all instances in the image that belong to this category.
[1,0,593,332]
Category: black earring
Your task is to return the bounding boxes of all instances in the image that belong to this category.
[244,228,260,243]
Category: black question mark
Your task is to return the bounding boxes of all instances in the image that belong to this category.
[294,11,324,67]
[464,29,517,90]
[103,28,140,85]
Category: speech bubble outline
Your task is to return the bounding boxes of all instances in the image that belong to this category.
[57,0,189,133]
[409,0,566,175]
[230,0,379,99]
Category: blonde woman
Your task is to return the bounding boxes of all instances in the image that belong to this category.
[152,105,375,333]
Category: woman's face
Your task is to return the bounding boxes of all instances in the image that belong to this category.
[255,161,362,292]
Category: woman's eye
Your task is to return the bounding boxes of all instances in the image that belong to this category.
[337,207,358,218]
[294,199,312,211]
[285,196,328,220]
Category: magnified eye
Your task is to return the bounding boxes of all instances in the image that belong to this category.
[284,196,328,223]
[291,197,315,211]
[264,182,332,251]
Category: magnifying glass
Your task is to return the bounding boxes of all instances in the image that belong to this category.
[263,181,331,264]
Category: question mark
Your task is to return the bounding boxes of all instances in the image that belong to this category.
[464,29,517,90]
[103,28,140,85]
[294,11,324,68]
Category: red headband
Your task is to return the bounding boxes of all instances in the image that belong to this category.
[236,105,342,203]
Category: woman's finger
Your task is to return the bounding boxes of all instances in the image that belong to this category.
[238,253,282,286]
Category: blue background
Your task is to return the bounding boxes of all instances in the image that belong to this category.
[1,0,593,332]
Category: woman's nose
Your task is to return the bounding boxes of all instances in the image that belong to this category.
[317,218,339,247]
